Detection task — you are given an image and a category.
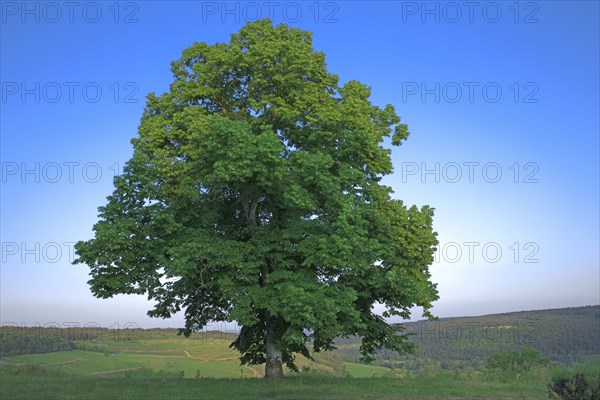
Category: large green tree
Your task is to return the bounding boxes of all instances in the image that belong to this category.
[74,19,438,379]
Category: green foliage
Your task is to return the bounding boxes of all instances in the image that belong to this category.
[0,332,74,357]
[484,348,548,382]
[548,358,600,400]
[547,373,600,400]
[0,362,67,378]
[73,19,438,375]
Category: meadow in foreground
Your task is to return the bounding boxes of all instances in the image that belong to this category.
[1,365,549,400]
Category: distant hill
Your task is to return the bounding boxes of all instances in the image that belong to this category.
[333,305,600,368]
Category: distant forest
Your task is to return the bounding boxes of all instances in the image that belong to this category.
[334,305,600,367]
[0,326,118,357]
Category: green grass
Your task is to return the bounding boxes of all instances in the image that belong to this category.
[7,351,139,373]
[343,362,390,378]
[0,372,549,400]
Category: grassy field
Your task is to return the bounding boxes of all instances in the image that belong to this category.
[4,337,257,378]
[342,362,390,378]
[1,329,595,399]
[0,369,549,400]
[1,333,355,379]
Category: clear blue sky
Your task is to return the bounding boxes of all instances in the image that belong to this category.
[1,1,598,329]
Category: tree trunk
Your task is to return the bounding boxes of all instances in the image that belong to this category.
[264,314,284,379]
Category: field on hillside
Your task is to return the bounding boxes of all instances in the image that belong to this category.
[1,332,363,379]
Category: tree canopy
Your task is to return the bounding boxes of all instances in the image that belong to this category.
[74,19,439,379]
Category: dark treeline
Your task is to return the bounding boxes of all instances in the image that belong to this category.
[0,335,74,357]
[0,325,145,341]
[0,325,141,357]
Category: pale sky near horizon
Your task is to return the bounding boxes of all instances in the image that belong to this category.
[1,1,598,329]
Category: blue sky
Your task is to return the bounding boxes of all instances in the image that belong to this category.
[1,1,598,329]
